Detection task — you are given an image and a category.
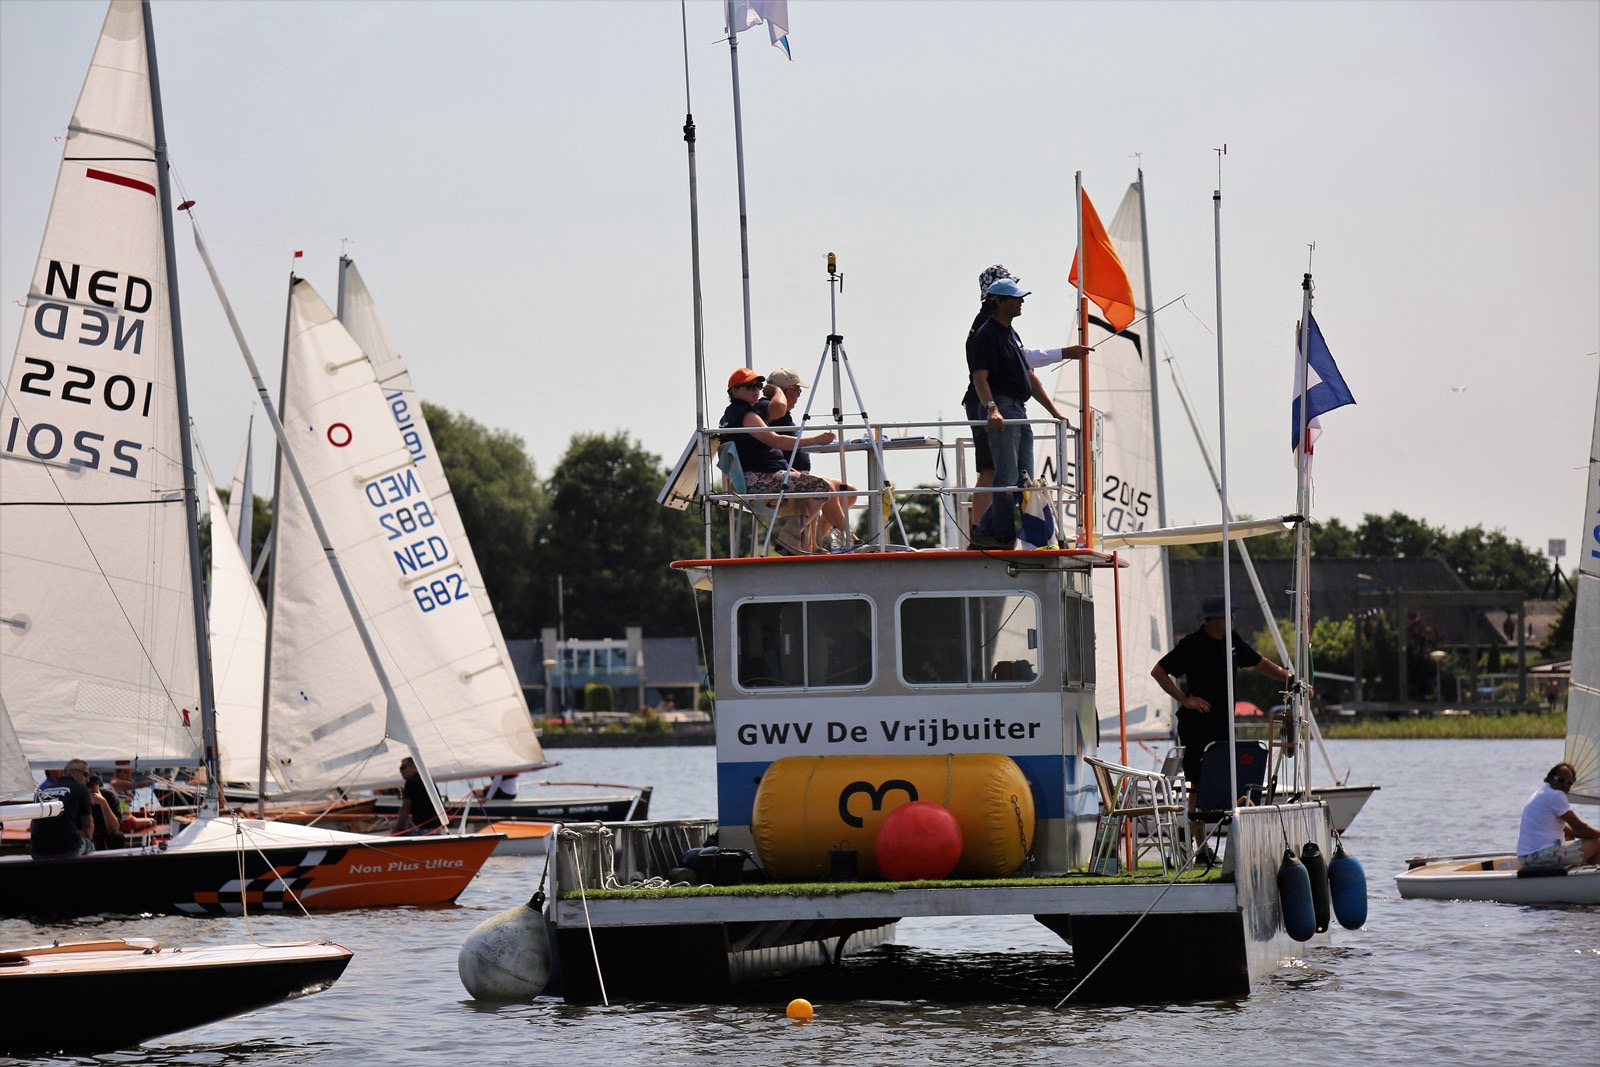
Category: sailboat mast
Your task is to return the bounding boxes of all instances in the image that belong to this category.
[1073,171,1091,547]
[144,0,220,813]
[1212,177,1240,815]
[726,0,754,369]
[1135,169,1168,529]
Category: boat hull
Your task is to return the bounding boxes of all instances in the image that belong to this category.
[372,787,650,825]
[1305,783,1378,834]
[1395,853,1600,905]
[0,938,352,1055]
[0,826,499,917]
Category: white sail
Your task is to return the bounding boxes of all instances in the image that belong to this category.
[205,473,269,785]
[2,693,39,801]
[264,279,542,794]
[1052,183,1174,744]
[1566,365,1600,804]
[225,416,253,564]
[335,258,540,752]
[0,0,202,766]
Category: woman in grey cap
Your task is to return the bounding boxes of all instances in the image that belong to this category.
[759,368,859,550]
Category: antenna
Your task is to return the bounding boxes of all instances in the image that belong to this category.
[1306,241,1316,271]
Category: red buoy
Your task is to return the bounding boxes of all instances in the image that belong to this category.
[874,801,963,881]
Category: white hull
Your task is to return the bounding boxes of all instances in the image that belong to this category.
[1395,853,1600,905]
[1308,783,1378,834]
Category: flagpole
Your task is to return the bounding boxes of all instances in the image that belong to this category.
[1073,170,1091,547]
[726,0,754,369]
[684,2,712,557]
[1293,273,1316,798]
[1212,163,1240,819]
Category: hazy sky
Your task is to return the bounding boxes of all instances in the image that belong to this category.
[3,0,1597,567]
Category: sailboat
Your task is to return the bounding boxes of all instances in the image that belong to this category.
[330,257,650,837]
[1050,180,1173,749]
[1396,367,1600,905]
[0,0,498,917]
[0,678,351,1055]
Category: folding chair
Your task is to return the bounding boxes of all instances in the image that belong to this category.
[716,440,813,556]
[1084,755,1187,875]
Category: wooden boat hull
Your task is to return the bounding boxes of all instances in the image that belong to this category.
[0,818,501,917]
[0,938,352,1055]
[1395,853,1600,905]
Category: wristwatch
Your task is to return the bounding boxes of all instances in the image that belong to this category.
[984,401,997,411]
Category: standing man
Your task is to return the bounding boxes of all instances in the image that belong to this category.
[1516,761,1600,869]
[961,265,1089,537]
[1151,595,1297,856]
[395,756,443,835]
[965,278,1078,549]
[30,758,95,858]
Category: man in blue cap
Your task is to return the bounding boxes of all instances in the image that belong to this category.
[964,276,1078,549]
[1151,594,1297,859]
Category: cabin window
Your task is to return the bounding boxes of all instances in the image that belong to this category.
[1064,592,1093,687]
[734,596,873,690]
[897,592,1040,686]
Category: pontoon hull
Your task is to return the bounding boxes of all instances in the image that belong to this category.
[1395,853,1600,905]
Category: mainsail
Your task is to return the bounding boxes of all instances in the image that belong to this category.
[263,279,542,794]
[335,257,536,747]
[204,472,269,785]
[1052,182,1174,743]
[0,0,204,766]
[1567,366,1600,804]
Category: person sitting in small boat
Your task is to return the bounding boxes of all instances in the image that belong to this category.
[395,756,444,835]
[1516,762,1600,870]
[85,773,127,851]
[473,773,519,801]
[108,775,157,835]
[757,367,858,550]
[721,367,847,553]
[29,758,95,858]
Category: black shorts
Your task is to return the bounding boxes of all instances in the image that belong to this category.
[1177,713,1226,790]
[964,395,993,473]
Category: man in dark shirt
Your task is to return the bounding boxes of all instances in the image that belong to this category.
[965,278,1073,548]
[1151,595,1296,852]
[395,756,443,834]
[30,758,95,858]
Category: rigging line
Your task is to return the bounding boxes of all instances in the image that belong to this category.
[1054,849,1203,1008]
[0,499,174,507]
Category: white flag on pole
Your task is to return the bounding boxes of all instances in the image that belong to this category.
[728,1,791,58]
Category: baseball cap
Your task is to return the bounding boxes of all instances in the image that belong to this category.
[767,368,808,389]
[1199,594,1236,620]
[984,278,1030,299]
[727,367,764,390]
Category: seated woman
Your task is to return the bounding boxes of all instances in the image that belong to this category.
[721,368,848,552]
[758,368,859,550]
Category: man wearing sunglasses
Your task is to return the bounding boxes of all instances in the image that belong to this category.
[1516,761,1600,870]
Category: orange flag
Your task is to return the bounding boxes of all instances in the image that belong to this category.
[1067,188,1135,333]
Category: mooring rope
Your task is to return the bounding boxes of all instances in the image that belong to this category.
[560,828,611,1006]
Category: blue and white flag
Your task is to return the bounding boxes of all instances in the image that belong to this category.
[728,0,791,59]
[1291,312,1355,452]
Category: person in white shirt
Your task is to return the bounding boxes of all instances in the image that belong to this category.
[1515,762,1600,869]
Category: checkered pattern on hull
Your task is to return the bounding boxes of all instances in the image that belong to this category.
[177,848,349,915]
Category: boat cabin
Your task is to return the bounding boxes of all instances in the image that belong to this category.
[683,546,1110,874]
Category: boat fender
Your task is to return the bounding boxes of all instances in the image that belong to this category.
[1277,849,1316,942]
[1327,844,1368,930]
[457,893,552,1001]
[1300,841,1331,933]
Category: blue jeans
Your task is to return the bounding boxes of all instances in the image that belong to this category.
[979,395,1032,543]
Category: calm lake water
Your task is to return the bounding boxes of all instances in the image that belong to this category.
[6,739,1598,1066]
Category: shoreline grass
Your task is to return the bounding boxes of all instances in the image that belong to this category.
[1317,710,1566,740]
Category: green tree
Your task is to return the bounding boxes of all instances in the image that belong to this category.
[1542,593,1575,659]
[535,432,707,638]
[1354,511,1443,557]
[425,403,546,634]
[1438,525,1548,597]
[854,484,944,548]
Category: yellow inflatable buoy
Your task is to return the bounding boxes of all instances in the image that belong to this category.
[786,998,814,1022]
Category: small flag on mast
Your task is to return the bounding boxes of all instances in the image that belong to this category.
[293,250,303,258]
[1291,312,1355,452]
[1067,188,1135,333]
[728,0,791,59]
